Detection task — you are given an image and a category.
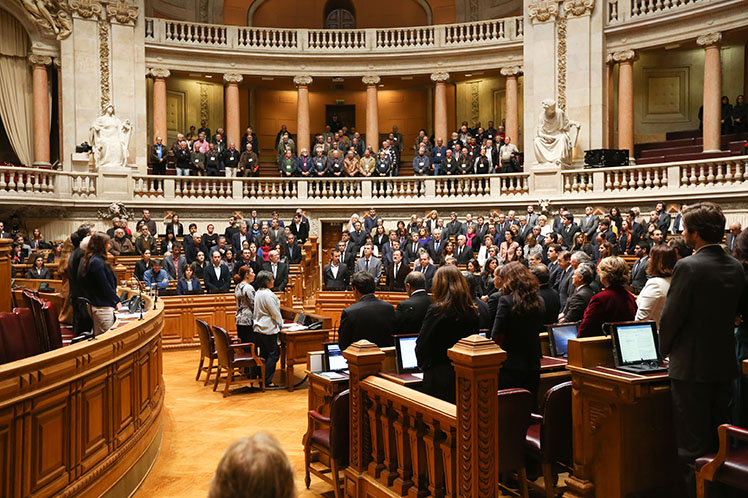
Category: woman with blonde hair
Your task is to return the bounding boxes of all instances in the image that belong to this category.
[491,262,545,397]
[578,256,636,337]
[416,265,479,403]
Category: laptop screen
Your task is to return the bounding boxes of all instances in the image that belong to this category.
[394,335,420,373]
[295,312,306,325]
[548,323,579,357]
[613,322,659,365]
[324,343,348,372]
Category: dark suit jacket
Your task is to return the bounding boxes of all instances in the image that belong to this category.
[413,264,437,291]
[427,239,446,265]
[184,241,209,264]
[394,290,431,336]
[385,262,410,292]
[491,294,543,372]
[165,223,184,236]
[203,263,232,291]
[630,256,649,293]
[341,242,356,269]
[134,260,152,282]
[537,285,560,327]
[323,263,349,290]
[554,266,574,308]
[231,232,252,253]
[563,284,595,323]
[455,245,474,265]
[286,243,302,264]
[577,286,636,338]
[672,214,684,234]
[445,221,466,238]
[290,221,309,243]
[475,297,491,330]
[560,223,581,249]
[657,211,672,234]
[660,245,745,381]
[263,261,289,291]
[349,230,367,251]
[337,294,395,351]
[725,233,738,253]
[404,241,423,264]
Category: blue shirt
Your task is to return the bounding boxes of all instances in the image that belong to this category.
[144,268,169,290]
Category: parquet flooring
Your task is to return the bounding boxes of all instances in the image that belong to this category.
[135,350,332,498]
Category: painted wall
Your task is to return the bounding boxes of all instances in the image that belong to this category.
[610,44,746,145]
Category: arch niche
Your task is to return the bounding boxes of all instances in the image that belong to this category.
[246,0,433,27]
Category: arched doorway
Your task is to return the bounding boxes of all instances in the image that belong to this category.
[324,0,355,29]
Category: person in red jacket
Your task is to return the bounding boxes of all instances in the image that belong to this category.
[578,256,636,337]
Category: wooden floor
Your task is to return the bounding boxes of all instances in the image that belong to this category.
[135,350,332,498]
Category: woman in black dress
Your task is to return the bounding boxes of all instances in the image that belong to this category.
[491,262,545,400]
[415,265,479,404]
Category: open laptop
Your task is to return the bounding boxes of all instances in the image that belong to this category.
[294,311,306,325]
[394,334,421,374]
[609,321,668,374]
[547,322,580,358]
[323,342,348,372]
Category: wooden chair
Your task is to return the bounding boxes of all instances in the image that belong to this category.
[195,319,218,386]
[304,389,349,498]
[695,424,748,497]
[211,325,265,397]
[497,388,534,498]
[524,381,573,498]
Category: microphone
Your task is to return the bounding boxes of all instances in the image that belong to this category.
[131,273,145,320]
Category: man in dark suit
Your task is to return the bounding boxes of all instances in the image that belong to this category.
[323,250,349,290]
[339,232,356,269]
[385,250,409,291]
[262,249,288,291]
[404,233,423,265]
[725,222,741,254]
[184,234,208,264]
[162,244,187,280]
[659,202,745,495]
[554,251,574,308]
[231,222,251,253]
[455,235,474,265]
[529,264,561,328]
[349,221,367,253]
[655,202,672,235]
[427,229,446,266]
[560,264,595,323]
[560,213,581,249]
[394,271,431,335]
[445,212,466,239]
[289,212,309,244]
[495,213,512,239]
[337,271,395,351]
[413,251,437,292]
[354,244,382,281]
[597,219,619,247]
[150,137,167,190]
[672,204,687,234]
[474,216,489,244]
[284,234,302,264]
[203,250,232,292]
[629,241,650,293]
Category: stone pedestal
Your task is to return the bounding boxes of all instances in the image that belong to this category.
[98,166,133,200]
[531,167,563,195]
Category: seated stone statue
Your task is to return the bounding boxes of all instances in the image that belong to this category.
[534,99,580,167]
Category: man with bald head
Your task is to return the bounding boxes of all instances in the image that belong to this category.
[262,249,289,291]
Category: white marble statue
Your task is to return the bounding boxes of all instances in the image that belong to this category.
[89,104,132,169]
[533,99,580,167]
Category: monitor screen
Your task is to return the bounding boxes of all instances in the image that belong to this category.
[396,336,419,372]
[295,312,306,325]
[615,323,659,364]
[549,324,579,357]
[324,343,348,372]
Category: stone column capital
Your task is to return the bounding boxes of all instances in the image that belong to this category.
[69,0,104,20]
[430,71,450,83]
[611,49,638,63]
[528,1,559,24]
[500,66,523,77]
[562,0,595,17]
[696,32,722,48]
[223,73,244,84]
[106,0,139,25]
[293,75,313,87]
[362,75,381,86]
[28,54,52,67]
[148,67,171,79]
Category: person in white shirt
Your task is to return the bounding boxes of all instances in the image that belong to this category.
[635,244,677,327]
[253,270,283,388]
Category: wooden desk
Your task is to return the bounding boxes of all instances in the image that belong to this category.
[378,371,424,387]
[564,337,682,498]
[279,328,331,392]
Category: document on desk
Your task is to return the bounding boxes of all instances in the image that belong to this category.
[282,323,309,331]
[319,371,347,380]
[411,372,424,379]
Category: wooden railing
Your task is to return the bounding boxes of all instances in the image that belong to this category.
[343,337,506,498]
[145,17,523,54]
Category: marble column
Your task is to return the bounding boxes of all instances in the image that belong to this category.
[606,54,616,149]
[613,50,637,160]
[149,68,170,142]
[223,73,243,148]
[362,75,380,151]
[698,32,722,152]
[294,75,313,153]
[501,66,522,144]
[29,55,52,166]
[431,72,450,142]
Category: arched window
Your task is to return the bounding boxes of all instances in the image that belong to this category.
[324,0,355,29]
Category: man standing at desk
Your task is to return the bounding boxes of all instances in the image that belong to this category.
[337,272,395,351]
[394,272,431,335]
[659,202,745,496]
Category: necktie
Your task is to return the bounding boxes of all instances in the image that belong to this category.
[365,259,369,271]
[395,264,399,275]
[421,266,426,274]
[272,264,277,278]
[435,241,440,252]
[458,247,462,256]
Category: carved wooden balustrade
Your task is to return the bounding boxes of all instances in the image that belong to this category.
[343,336,506,498]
